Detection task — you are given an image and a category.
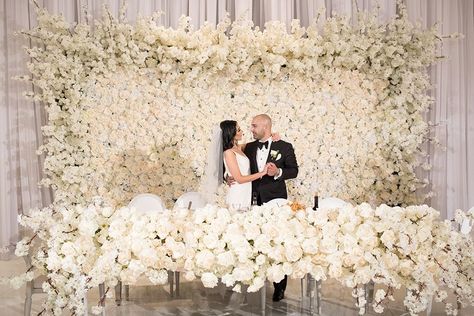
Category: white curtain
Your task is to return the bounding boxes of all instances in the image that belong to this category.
[1,0,473,257]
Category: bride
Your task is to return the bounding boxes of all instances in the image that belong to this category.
[203,120,274,210]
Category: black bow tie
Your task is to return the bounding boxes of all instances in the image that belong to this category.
[258,141,269,150]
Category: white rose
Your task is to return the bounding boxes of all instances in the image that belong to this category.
[170,242,186,259]
[232,266,254,282]
[195,250,215,269]
[184,271,196,281]
[254,234,272,253]
[137,247,158,266]
[255,254,266,266]
[358,203,374,218]
[78,218,98,237]
[380,230,396,250]
[232,284,242,293]
[101,206,114,217]
[221,273,236,287]
[268,245,285,261]
[267,264,285,283]
[60,242,76,257]
[202,233,219,249]
[201,272,218,288]
[147,269,169,285]
[217,251,235,267]
[244,223,261,241]
[285,241,303,262]
[128,259,146,276]
[381,253,399,270]
[248,276,265,292]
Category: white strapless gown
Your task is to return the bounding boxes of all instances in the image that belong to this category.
[224,152,252,211]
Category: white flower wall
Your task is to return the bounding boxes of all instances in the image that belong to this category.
[22,7,439,208]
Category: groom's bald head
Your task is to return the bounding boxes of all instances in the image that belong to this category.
[254,114,272,128]
[251,114,272,140]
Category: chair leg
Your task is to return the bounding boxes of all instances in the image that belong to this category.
[426,296,433,316]
[175,272,180,297]
[125,285,130,301]
[306,274,312,297]
[364,281,374,314]
[308,277,322,315]
[168,271,174,297]
[24,281,33,316]
[300,277,305,301]
[115,282,122,306]
[315,280,321,315]
[83,294,88,316]
[98,283,105,307]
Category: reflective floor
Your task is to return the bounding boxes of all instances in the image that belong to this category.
[1,258,472,315]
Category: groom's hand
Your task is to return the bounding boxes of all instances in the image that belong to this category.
[266,163,278,177]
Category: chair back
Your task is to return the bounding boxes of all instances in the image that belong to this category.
[319,197,349,209]
[264,198,288,207]
[174,192,207,210]
[129,193,165,213]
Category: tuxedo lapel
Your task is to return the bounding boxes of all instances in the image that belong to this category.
[265,142,273,164]
[250,142,259,173]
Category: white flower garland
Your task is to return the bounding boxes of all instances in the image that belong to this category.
[19,5,440,208]
[6,200,474,315]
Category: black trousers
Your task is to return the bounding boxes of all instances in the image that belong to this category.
[273,275,287,293]
[256,193,287,293]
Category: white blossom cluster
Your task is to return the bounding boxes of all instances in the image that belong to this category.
[18,4,440,208]
[7,200,473,315]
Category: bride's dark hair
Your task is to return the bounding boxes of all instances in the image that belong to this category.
[220,120,237,151]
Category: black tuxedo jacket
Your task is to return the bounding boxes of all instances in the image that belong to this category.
[244,140,298,204]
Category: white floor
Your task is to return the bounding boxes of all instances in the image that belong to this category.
[1,258,472,315]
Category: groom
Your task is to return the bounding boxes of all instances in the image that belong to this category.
[245,114,299,302]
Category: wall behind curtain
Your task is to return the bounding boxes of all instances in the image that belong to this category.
[1,0,472,258]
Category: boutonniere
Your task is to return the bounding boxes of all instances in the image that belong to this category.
[270,149,281,161]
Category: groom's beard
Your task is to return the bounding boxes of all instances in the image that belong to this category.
[253,133,270,140]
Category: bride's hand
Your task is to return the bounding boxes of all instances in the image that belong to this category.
[271,132,281,142]
[261,164,269,177]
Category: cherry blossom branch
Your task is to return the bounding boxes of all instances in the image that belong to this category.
[374,286,394,309]
[97,286,110,306]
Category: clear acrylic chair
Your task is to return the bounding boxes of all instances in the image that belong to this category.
[115,193,168,304]
[173,192,207,296]
[24,255,46,316]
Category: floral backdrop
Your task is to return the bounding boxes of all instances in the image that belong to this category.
[20,5,439,208]
[3,4,474,316]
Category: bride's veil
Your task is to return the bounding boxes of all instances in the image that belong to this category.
[201,126,224,202]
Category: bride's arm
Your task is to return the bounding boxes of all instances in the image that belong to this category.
[224,150,266,184]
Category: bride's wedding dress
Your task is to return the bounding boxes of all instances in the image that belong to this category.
[224,151,252,210]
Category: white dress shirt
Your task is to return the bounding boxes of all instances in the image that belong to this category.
[256,138,272,172]
[257,138,282,179]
